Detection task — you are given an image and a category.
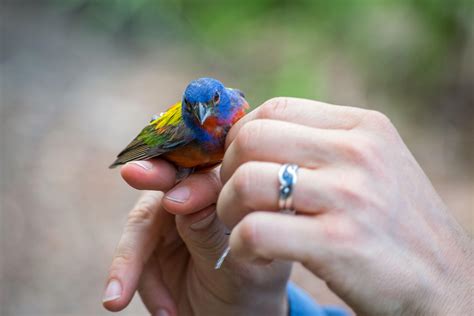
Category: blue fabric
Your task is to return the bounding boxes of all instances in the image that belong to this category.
[287,283,349,316]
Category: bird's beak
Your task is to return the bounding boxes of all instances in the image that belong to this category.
[196,102,211,125]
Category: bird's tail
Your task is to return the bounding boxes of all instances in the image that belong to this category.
[108,160,123,169]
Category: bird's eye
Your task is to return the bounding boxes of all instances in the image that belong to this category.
[184,98,191,109]
[213,92,220,105]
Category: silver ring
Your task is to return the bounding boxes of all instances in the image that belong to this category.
[278,163,299,211]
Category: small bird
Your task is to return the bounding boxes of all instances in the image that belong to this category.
[109,77,249,172]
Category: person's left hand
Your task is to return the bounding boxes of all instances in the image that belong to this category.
[102,160,290,316]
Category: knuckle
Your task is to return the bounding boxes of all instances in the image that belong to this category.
[332,181,366,209]
[258,97,289,119]
[337,135,380,168]
[232,163,254,200]
[235,123,252,153]
[330,171,385,211]
[235,120,262,155]
[367,110,391,125]
[127,204,154,225]
[361,110,395,133]
[204,170,222,193]
[341,135,388,179]
[237,213,260,250]
[112,251,134,267]
[321,216,358,244]
[338,137,368,165]
[109,248,139,276]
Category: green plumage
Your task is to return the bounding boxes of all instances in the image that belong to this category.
[109,102,193,168]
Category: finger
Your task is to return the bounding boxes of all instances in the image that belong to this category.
[226,97,365,148]
[221,119,346,183]
[162,169,222,215]
[138,255,177,316]
[103,191,174,312]
[121,159,177,191]
[175,205,230,266]
[230,212,326,266]
[217,162,337,229]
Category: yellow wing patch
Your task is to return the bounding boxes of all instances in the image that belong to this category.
[150,102,182,129]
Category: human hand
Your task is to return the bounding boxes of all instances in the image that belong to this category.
[217,97,473,315]
[102,160,290,316]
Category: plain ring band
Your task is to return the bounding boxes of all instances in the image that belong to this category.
[278,163,299,211]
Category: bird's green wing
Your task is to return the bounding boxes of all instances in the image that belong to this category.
[109,102,193,168]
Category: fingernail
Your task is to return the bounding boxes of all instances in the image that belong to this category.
[102,279,122,302]
[154,308,170,316]
[190,212,216,231]
[165,186,190,203]
[128,160,153,170]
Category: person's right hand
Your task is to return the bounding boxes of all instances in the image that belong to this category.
[217,97,473,315]
[102,160,291,316]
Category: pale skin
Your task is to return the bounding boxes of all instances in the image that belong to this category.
[103,165,290,315]
[103,98,473,315]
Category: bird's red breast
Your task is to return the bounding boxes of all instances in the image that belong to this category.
[163,142,224,170]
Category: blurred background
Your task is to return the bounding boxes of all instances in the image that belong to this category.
[1,0,473,315]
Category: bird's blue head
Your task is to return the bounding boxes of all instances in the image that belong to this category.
[182,77,232,127]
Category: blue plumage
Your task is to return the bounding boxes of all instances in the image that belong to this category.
[181,78,246,146]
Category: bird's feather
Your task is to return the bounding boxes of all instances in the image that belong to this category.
[109,102,194,168]
[228,88,245,98]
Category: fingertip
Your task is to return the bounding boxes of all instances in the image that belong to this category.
[162,171,221,215]
[102,278,129,312]
[102,298,124,312]
[102,298,130,312]
[121,159,177,191]
[120,162,144,189]
[161,190,190,215]
[162,185,198,215]
[102,268,142,312]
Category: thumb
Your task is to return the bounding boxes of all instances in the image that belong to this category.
[162,170,230,267]
[176,205,229,267]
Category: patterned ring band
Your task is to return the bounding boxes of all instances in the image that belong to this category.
[278,163,299,211]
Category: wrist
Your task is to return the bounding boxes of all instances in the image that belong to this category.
[417,273,472,315]
[432,256,472,314]
[188,264,289,316]
[190,282,288,316]
[236,288,288,316]
[413,232,473,315]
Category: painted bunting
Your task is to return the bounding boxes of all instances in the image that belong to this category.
[109,77,249,171]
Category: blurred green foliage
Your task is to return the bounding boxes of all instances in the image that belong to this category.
[49,0,473,127]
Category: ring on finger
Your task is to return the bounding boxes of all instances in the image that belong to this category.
[278,163,299,212]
